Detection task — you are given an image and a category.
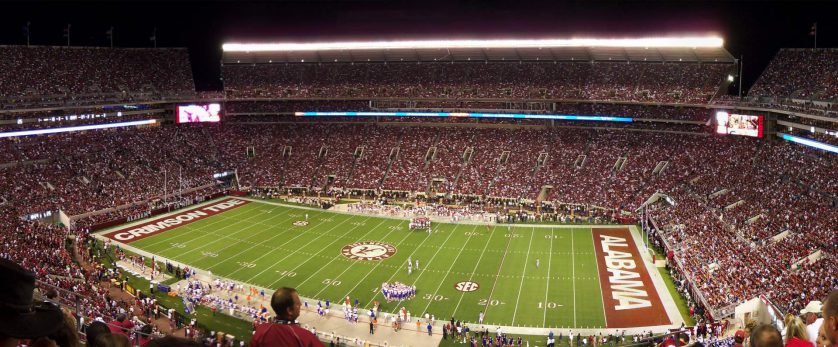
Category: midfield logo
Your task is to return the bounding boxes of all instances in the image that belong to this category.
[341,242,396,261]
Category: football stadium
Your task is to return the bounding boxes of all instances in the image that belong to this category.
[0,1,837,347]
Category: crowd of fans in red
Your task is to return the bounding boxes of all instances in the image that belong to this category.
[222,61,731,103]
[0,46,196,109]
[749,49,838,101]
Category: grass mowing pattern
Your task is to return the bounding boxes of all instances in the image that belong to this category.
[126,200,608,329]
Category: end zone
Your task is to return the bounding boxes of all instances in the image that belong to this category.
[101,198,250,243]
[593,228,671,328]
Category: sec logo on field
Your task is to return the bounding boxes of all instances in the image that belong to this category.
[341,242,396,261]
[455,281,480,292]
[293,220,309,226]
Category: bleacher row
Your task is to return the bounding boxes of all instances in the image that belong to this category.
[0,46,196,108]
[222,61,731,103]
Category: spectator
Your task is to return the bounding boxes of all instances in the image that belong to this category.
[84,322,111,347]
[251,287,323,347]
[94,333,133,347]
[143,336,201,347]
[818,324,830,347]
[823,291,838,347]
[803,301,825,347]
[108,313,135,337]
[784,315,814,347]
[0,258,65,346]
[750,324,784,347]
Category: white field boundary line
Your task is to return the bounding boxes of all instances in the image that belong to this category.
[242,196,633,230]
[201,209,333,271]
[131,202,267,250]
[244,214,370,285]
[449,224,499,319]
[99,200,278,260]
[481,224,515,323]
[542,228,554,327]
[294,218,395,294]
[628,225,684,327]
[592,229,610,328]
[93,196,230,234]
[336,221,424,302]
[93,198,256,250]
[386,223,468,313]
[511,227,535,325]
[150,204,299,260]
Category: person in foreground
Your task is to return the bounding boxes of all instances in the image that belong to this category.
[0,258,65,347]
[750,324,784,347]
[251,287,324,347]
[823,291,838,347]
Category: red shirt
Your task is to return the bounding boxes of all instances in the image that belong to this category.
[250,323,324,347]
[785,337,814,347]
[109,320,135,336]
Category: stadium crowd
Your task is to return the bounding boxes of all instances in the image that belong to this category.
[223,61,730,103]
[0,46,196,108]
[749,49,838,101]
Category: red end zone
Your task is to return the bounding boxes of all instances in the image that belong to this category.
[101,198,250,243]
[593,228,671,328]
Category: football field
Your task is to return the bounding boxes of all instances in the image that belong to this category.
[100,197,674,329]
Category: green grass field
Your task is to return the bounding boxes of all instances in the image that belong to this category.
[114,199,613,329]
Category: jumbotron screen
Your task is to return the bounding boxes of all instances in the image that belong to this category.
[176,103,221,123]
[715,112,763,138]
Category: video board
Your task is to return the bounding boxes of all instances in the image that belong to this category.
[715,112,763,138]
[177,103,221,123]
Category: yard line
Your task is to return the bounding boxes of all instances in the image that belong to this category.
[203,209,333,271]
[262,217,387,288]
[134,203,262,250]
[591,230,609,328]
[155,206,299,260]
[511,227,535,325]
[542,228,554,327]
[337,222,424,301]
[378,223,465,312]
[295,218,396,293]
[571,228,577,327]
[449,224,498,319]
[139,208,294,263]
[481,224,515,321]
[242,214,368,284]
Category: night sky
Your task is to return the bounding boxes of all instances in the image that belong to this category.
[1,1,836,92]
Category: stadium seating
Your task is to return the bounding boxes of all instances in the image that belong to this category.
[0,46,196,108]
[748,49,838,101]
[222,61,730,103]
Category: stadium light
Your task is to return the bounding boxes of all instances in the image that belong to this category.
[0,119,157,139]
[727,74,735,82]
[222,37,724,52]
[780,133,838,154]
